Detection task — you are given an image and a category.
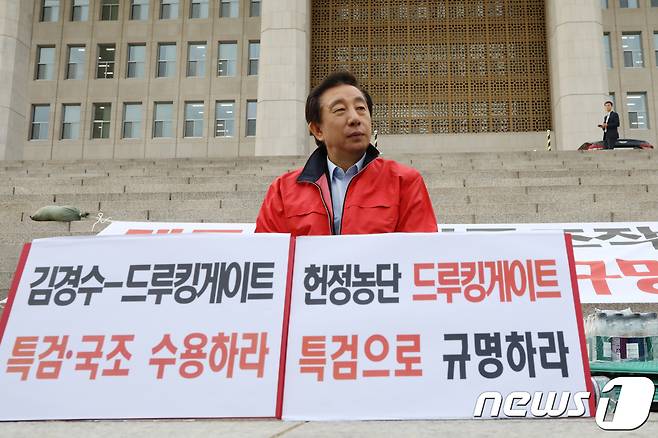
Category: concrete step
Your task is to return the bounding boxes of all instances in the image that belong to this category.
[527,184,649,195]
[473,211,614,223]
[13,184,126,195]
[100,199,222,211]
[464,176,580,188]
[0,244,24,271]
[125,182,238,193]
[147,209,257,222]
[0,272,13,295]
[581,175,658,185]
[0,218,72,231]
[55,192,171,203]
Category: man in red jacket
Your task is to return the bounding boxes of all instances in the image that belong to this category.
[255,71,437,236]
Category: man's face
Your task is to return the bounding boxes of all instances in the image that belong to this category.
[310,84,372,159]
[604,102,613,112]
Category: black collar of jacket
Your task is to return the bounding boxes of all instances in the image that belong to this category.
[297,144,380,183]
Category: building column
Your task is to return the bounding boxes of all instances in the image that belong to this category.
[255,0,311,156]
[546,0,608,150]
[0,0,34,160]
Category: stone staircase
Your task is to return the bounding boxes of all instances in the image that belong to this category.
[1,149,657,313]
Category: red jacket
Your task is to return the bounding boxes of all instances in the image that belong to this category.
[255,145,437,236]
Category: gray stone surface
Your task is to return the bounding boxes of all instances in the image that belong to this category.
[0,415,656,437]
[0,420,301,438]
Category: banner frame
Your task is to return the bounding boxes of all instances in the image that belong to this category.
[565,233,596,417]
[275,237,296,419]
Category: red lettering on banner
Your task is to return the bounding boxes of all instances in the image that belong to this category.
[36,335,69,379]
[5,334,137,381]
[331,335,358,380]
[75,335,105,379]
[298,334,423,381]
[395,334,422,377]
[149,334,178,379]
[147,332,271,379]
[180,333,207,378]
[576,259,658,296]
[6,336,38,380]
[575,260,618,295]
[125,229,243,235]
[208,332,239,377]
[101,335,134,377]
[299,336,326,381]
[239,332,269,378]
[363,335,390,377]
[4,332,267,381]
[617,259,658,294]
[412,260,561,304]
[413,263,436,301]
[437,262,461,303]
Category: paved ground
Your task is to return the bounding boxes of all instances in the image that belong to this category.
[0,415,657,438]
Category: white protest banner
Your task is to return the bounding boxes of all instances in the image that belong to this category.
[283,232,593,420]
[0,233,292,420]
[97,221,256,236]
[441,222,658,303]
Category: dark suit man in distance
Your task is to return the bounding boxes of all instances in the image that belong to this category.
[598,100,619,150]
[255,71,438,236]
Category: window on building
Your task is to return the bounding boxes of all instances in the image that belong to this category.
[97,44,116,78]
[622,33,644,68]
[101,0,119,20]
[603,33,613,69]
[66,46,85,79]
[122,103,142,138]
[61,104,81,139]
[246,100,257,136]
[92,103,112,139]
[71,0,89,21]
[187,43,206,77]
[218,42,237,76]
[654,32,658,67]
[41,0,59,22]
[619,0,638,7]
[127,44,146,78]
[30,105,50,140]
[626,92,649,129]
[160,0,178,19]
[652,0,658,6]
[190,0,208,18]
[215,101,235,137]
[601,0,608,8]
[250,0,260,16]
[184,102,204,137]
[130,0,149,20]
[248,41,260,75]
[220,0,238,17]
[153,102,173,137]
[36,46,55,80]
[157,44,176,77]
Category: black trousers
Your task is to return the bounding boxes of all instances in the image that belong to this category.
[603,134,618,150]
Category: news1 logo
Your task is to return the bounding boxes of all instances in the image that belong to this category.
[474,377,654,431]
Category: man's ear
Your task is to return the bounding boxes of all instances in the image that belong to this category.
[308,121,324,143]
